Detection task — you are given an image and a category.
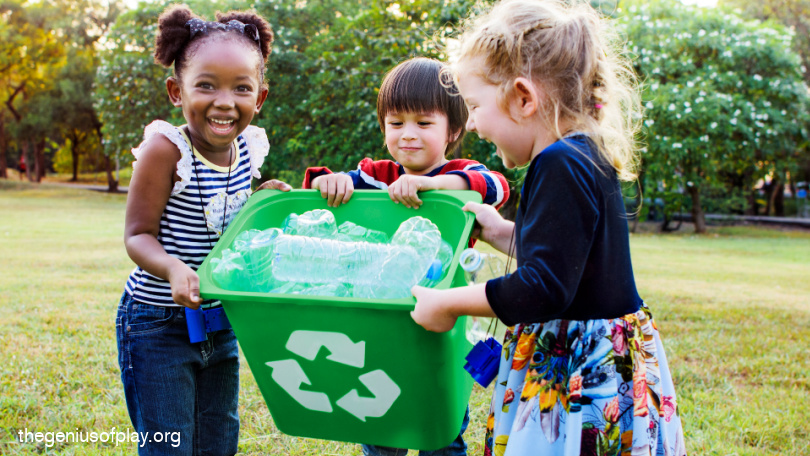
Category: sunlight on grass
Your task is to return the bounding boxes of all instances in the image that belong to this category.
[1,180,808,455]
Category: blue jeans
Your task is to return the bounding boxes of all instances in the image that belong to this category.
[116,292,239,456]
[362,406,470,456]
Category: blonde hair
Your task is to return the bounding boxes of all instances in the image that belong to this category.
[450,0,641,181]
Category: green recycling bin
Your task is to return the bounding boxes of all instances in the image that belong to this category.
[197,189,479,450]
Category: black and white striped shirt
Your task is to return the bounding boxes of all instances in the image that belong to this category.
[125,122,265,307]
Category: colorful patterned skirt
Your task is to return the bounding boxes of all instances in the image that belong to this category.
[485,305,686,456]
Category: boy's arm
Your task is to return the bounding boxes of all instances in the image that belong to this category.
[442,160,510,209]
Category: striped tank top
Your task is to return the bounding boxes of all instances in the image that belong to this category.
[125,121,268,307]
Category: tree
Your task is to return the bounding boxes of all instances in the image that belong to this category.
[719,0,810,207]
[619,0,810,232]
[0,0,120,182]
[0,0,64,180]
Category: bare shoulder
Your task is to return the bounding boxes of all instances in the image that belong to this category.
[132,133,183,182]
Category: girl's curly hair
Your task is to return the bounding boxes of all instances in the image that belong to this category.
[154,5,274,85]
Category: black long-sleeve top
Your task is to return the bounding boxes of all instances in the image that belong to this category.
[485,135,642,325]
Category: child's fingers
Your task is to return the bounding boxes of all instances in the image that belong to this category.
[258,179,292,192]
[462,201,484,213]
[320,178,336,206]
[339,180,354,204]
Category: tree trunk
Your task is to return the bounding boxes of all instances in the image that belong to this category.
[34,139,46,182]
[0,119,7,179]
[773,182,785,216]
[104,153,118,193]
[71,132,80,182]
[98,125,118,193]
[764,177,778,216]
[687,185,707,233]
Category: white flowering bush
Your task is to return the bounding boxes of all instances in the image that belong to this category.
[618,0,810,231]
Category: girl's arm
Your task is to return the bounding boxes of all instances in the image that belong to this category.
[410,284,495,332]
[124,134,203,309]
[462,202,516,257]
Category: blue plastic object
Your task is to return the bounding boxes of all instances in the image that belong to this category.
[426,259,443,281]
[463,337,502,387]
[185,307,232,343]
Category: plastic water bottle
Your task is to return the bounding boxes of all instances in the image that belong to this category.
[240,228,282,292]
[210,249,249,291]
[459,248,506,344]
[336,221,389,243]
[459,248,505,285]
[270,216,442,297]
[418,239,454,287]
[281,209,337,238]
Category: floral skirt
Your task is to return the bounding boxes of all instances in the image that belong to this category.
[485,305,686,456]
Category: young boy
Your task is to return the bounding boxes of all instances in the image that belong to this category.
[303,57,508,213]
[303,57,509,456]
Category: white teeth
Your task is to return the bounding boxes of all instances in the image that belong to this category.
[210,118,233,125]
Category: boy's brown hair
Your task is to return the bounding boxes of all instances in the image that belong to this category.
[377,57,467,156]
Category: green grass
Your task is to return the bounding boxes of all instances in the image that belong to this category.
[1,180,808,455]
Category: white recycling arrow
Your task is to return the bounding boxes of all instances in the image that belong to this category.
[286,330,366,368]
[336,369,401,422]
[265,359,333,412]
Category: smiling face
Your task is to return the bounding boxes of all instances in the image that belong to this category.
[455,64,537,169]
[167,37,267,158]
[384,110,457,175]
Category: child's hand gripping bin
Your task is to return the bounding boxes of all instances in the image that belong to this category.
[196,189,481,451]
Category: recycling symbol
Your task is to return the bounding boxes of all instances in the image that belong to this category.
[266,330,401,422]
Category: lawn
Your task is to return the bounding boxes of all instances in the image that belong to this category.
[1,180,808,455]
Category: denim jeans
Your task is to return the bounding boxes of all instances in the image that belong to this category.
[362,406,470,456]
[116,292,239,456]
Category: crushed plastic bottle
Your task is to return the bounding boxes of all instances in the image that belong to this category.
[214,214,447,299]
[281,209,337,238]
[459,248,507,344]
[240,228,282,292]
[210,249,249,291]
[270,216,441,298]
[336,221,389,243]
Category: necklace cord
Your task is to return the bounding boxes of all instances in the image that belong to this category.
[187,129,233,248]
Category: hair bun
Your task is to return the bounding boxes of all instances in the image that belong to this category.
[216,11,274,62]
[154,5,198,67]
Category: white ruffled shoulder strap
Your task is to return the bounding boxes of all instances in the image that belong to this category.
[240,125,270,179]
[131,120,194,195]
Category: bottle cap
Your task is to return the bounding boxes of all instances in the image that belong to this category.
[459,248,482,272]
[425,259,443,281]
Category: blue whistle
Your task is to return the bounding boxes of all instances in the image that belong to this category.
[185,307,232,343]
[464,337,502,387]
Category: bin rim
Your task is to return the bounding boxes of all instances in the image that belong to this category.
[198,188,481,311]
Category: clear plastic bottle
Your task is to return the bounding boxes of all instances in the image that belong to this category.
[281,209,337,238]
[240,228,282,292]
[210,249,249,291]
[459,248,507,344]
[335,221,389,243]
[270,216,442,298]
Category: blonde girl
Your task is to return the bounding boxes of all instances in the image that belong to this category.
[410,0,687,454]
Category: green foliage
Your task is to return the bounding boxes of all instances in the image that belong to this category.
[618,1,810,223]
[253,0,509,184]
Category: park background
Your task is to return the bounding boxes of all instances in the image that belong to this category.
[1,0,809,454]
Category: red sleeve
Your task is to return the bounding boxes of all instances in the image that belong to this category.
[441,160,510,210]
[302,167,333,189]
